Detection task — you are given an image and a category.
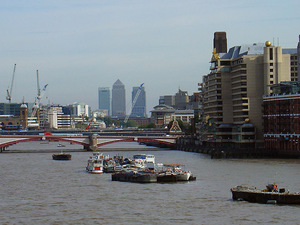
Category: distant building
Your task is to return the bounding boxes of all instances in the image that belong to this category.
[112,79,126,117]
[159,89,191,110]
[151,105,175,128]
[214,31,227,53]
[159,95,175,106]
[64,102,90,117]
[92,109,109,118]
[0,103,39,130]
[131,86,146,117]
[0,103,21,116]
[175,89,189,109]
[98,87,110,115]
[150,104,194,128]
[172,110,194,124]
[48,106,72,129]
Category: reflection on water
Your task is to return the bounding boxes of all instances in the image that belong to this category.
[1,142,300,224]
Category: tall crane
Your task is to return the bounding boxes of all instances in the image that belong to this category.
[124,83,144,124]
[31,70,48,117]
[6,64,16,103]
[36,70,41,102]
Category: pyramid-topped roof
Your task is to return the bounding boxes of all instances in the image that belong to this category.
[113,79,124,86]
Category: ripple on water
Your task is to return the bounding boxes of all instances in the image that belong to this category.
[1,145,300,224]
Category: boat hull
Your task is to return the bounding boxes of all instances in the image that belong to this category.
[52,154,71,160]
[231,187,300,204]
[86,169,103,174]
[112,172,157,183]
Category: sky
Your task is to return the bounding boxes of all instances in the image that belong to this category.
[0,0,300,115]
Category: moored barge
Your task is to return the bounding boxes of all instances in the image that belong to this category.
[52,153,72,160]
[231,184,300,204]
[112,171,157,183]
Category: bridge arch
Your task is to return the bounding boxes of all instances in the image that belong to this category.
[0,135,178,150]
[0,135,89,149]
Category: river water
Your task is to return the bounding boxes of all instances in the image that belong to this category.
[1,142,300,225]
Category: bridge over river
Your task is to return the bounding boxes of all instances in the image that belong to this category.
[0,134,179,152]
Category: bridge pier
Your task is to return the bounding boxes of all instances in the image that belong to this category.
[88,134,98,151]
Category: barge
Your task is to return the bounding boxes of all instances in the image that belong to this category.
[231,184,300,204]
[112,171,157,183]
[52,152,72,160]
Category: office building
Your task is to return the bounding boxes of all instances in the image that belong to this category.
[98,87,111,115]
[131,86,146,117]
[112,79,126,117]
[159,95,175,106]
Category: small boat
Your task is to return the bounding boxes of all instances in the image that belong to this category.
[163,164,195,181]
[231,184,300,204]
[133,154,155,170]
[52,152,72,160]
[57,143,66,147]
[86,152,104,174]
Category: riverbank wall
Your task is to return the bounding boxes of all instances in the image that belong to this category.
[176,136,297,159]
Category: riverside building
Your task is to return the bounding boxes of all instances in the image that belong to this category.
[199,32,296,150]
[263,82,300,156]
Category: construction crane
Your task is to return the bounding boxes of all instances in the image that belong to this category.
[124,83,144,124]
[31,70,48,117]
[6,64,16,103]
[36,70,41,102]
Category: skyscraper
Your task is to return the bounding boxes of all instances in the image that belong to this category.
[131,85,146,117]
[98,87,110,116]
[112,79,126,117]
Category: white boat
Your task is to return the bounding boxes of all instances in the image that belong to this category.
[163,164,193,181]
[57,143,66,147]
[133,154,155,170]
[86,152,104,174]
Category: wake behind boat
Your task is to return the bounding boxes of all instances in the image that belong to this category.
[231,184,300,204]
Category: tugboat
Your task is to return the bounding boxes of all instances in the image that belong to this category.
[86,152,104,174]
[231,184,300,204]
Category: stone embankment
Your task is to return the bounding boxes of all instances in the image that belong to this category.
[176,136,279,159]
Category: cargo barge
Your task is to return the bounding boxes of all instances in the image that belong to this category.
[231,184,300,204]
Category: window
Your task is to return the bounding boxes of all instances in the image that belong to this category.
[269,48,273,60]
[270,63,273,66]
[270,69,273,72]
[270,75,273,78]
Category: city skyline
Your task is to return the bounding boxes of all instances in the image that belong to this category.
[0,1,299,114]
